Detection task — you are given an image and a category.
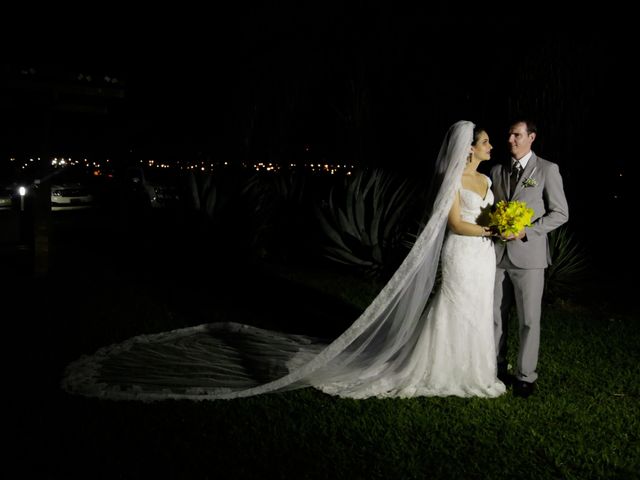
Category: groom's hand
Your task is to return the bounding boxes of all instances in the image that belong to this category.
[501,229,526,242]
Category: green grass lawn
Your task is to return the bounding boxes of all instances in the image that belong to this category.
[7,209,639,479]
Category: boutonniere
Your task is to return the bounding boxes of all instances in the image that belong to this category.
[521,167,537,188]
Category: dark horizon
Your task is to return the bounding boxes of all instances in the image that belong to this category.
[2,17,629,162]
[1,14,632,249]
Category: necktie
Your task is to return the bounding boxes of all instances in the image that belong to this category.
[510,161,522,197]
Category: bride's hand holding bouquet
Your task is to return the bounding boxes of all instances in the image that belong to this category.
[488,200,534,242]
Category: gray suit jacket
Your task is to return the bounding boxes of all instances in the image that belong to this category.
[490,152,569,269]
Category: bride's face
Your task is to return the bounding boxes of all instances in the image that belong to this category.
[472,131,492,162]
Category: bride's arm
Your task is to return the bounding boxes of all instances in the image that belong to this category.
[447,192,491,237]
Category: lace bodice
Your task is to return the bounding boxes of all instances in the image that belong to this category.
[458,176,493,224]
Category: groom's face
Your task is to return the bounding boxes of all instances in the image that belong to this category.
[508,122,535,160]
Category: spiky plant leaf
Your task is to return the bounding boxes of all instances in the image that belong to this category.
[315,168,416,277]
[545,224,589,300]
[239,170,308,258]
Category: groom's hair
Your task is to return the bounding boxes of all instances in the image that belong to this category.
[510,118,537,135]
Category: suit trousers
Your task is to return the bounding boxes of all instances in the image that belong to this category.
[494,254,545,383]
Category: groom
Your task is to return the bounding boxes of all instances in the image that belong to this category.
[490,119,569,398]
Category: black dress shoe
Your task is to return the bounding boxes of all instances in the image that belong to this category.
[513,380,536,398]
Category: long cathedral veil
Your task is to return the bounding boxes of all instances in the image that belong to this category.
[61,120,474,401]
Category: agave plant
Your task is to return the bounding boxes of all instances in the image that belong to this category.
[545,224,589,300]
[186,170,244,224]
[314,167,416,278]
[240,170,307,258]
[187,172,219,218]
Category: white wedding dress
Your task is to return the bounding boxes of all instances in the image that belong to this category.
[315,179,504,398]
[396,182,504,397]
[61,120,504,401]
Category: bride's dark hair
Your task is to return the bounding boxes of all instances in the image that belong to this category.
[472,126,486,146]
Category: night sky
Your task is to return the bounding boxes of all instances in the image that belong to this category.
[1,9,633,261]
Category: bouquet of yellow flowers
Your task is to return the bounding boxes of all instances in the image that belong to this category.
[488,200,534,238]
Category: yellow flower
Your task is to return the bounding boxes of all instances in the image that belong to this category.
[488,200,534,237]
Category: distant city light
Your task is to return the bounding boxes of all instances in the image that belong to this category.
[5,154,358,177]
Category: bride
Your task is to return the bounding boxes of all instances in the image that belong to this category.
[62,120,505,401]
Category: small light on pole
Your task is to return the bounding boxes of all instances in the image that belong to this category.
[18,186,26,211]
